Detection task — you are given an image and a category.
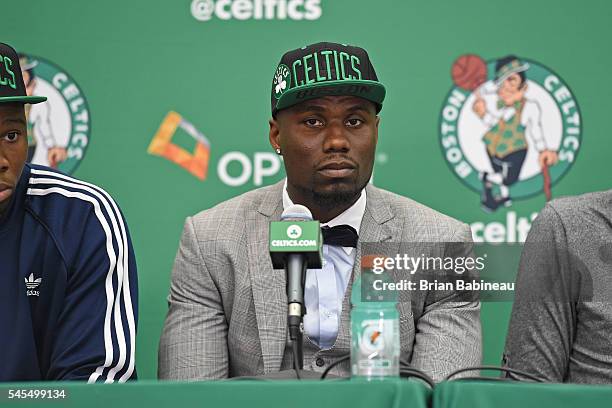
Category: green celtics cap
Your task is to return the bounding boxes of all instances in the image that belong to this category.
[0,42,46,104]
[271,42,386,115]
[494,56,530,86]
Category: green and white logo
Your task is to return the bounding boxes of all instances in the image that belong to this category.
[269,220,322,268]
[273,64,291,99]
[287,224,302,239]
[439,54,581,212]
[269,221,321,251]
[20,53,91,174]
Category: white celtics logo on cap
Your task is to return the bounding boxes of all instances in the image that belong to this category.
[439,54,581,212]
[273,64,291,99]
[19,54,90,174]
[286,224,302,239]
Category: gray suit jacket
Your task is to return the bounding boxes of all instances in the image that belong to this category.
[504,190,612,383]
[158,181,481,381]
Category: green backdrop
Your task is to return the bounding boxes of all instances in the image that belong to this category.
[3,0,609,379]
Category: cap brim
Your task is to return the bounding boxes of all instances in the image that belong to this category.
[0,95,47,104]
[276,80,386,113]
[495,63,530,86]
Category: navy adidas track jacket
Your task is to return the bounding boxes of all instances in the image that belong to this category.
[0,164,138,382]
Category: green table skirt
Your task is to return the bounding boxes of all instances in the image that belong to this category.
[0,378,430,408]
[434,380,612,408]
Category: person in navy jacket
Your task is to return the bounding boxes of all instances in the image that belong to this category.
[0,42,138,382]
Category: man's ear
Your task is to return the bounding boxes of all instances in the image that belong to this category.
[269,117,281,151]
[374,116,380,143]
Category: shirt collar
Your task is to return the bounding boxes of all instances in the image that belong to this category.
[282,179,366,254]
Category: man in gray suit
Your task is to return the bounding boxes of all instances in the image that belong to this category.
[158,42,481,381]
[504,190,612,383]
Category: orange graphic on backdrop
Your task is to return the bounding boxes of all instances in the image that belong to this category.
[148,111,211,180]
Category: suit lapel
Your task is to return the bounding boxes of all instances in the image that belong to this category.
[248,183,400,366]
[247,181,286,373]
[334,185,397,351]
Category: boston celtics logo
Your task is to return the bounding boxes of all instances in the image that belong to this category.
[439,54,581,212]
[273,64,291,99]
[19,54,90,174]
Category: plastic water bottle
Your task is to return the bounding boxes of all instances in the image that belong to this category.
[350,272,400,379]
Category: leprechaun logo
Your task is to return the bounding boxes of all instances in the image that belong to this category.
[19,54,90,174]
[273,64,291,99]
[439,54,581,212]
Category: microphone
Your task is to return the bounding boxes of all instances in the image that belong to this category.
[269,205,322,370]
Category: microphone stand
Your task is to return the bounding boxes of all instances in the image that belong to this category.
[286,253,307,371]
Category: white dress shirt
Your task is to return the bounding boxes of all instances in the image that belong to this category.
[282,179,366,349]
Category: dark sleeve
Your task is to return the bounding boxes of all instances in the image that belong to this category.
[503,203,576,382]
[47,200,138,382]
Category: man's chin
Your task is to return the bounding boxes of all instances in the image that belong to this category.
[0,192,13,218]
[0,188,13,204]
[312,181,364,207]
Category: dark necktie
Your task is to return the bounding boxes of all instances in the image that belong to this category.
[321,225,358,248]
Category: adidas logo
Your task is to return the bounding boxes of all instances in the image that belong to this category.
[25,273,42,296]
